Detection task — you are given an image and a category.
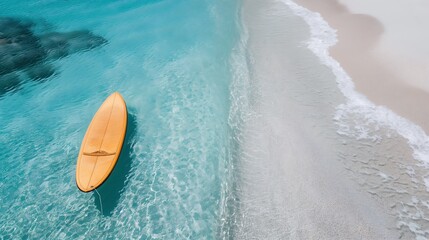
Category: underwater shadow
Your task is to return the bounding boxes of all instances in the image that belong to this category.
[0,17,107,97]
[94,112,137,217]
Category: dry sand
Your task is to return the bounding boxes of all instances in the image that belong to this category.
[295,0,429,134]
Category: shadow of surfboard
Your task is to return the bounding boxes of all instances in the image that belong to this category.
[94,111,136,217]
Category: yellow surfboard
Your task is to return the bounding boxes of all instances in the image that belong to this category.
[76,92,127,192]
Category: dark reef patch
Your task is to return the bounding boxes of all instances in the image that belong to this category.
[0,17,107,96]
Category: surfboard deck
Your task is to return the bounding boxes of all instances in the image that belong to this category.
[76,92,127,192]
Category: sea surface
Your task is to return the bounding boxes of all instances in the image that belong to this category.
[0,0,242,238]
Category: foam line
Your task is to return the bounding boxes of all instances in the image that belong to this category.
[282,0,429,187]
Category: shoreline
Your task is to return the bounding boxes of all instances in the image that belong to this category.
[236,0,398,238]
[294,0,429,135]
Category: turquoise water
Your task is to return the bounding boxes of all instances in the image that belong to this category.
[0,0,242,238]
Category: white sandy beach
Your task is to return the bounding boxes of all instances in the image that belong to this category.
[236,0,429,239]
[236,0,402,238]
[296,0,429,133]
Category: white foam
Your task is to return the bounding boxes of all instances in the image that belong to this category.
[218,14,253,239]
[281,0,429,185]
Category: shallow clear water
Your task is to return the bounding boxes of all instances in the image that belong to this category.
[0,0,242,238]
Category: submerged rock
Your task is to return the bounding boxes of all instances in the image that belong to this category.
[0,17,107,96]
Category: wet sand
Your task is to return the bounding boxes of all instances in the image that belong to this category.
[237,0,398,238]
[295,0,429,134]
